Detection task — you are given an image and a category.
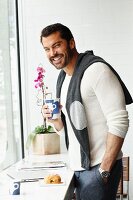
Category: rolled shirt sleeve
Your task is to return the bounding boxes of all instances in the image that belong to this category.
[107,110,129,138]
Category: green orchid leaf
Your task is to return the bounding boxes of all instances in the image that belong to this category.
[47,125,54,133]
[26,132,36,149]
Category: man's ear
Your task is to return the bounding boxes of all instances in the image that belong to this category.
[69,38,75,49]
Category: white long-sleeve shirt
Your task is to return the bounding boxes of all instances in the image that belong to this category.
[60,62,129,171]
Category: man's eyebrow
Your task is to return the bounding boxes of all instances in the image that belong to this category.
[43,41,63,49]
[52,41,63,46]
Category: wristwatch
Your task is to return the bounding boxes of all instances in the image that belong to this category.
[99,167,110,178]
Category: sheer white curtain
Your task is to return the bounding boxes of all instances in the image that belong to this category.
[0,0,22,170]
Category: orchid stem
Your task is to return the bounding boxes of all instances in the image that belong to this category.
[42,86,47,129]
[44,117,47,129]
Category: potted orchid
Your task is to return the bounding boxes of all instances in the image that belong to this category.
[26,65,60,155]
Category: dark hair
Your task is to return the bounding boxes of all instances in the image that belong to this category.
[40,23,74,43]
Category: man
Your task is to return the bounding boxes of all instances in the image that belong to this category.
[41,23,132,200]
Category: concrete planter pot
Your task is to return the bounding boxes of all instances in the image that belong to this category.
[31,132,60,155]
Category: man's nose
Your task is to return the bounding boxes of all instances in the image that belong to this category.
[49,48,57,57]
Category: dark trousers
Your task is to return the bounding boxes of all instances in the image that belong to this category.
[74,159,122,200]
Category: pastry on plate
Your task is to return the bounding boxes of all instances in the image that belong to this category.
[44,174,62,184]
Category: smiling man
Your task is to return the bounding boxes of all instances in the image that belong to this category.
[40,23,132,200]
[41,27,78,75]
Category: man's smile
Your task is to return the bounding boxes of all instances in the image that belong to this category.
[51,55,63,64]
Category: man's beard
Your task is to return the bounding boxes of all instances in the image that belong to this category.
[49,47,73,70]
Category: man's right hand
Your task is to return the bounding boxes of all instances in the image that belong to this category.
[41,104,53,121]
[41,104,63,131]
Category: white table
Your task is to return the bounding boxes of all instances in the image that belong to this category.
[0,153,75,200]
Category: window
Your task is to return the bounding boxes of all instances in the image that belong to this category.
[0,0,22,170]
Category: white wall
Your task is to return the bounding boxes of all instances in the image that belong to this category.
[19,0,133,197]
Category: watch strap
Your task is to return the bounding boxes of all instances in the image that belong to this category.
[99,167,110,178]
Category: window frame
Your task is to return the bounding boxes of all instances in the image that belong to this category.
[0,0,24,171]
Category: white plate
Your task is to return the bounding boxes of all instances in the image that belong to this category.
[39,179,65,187]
